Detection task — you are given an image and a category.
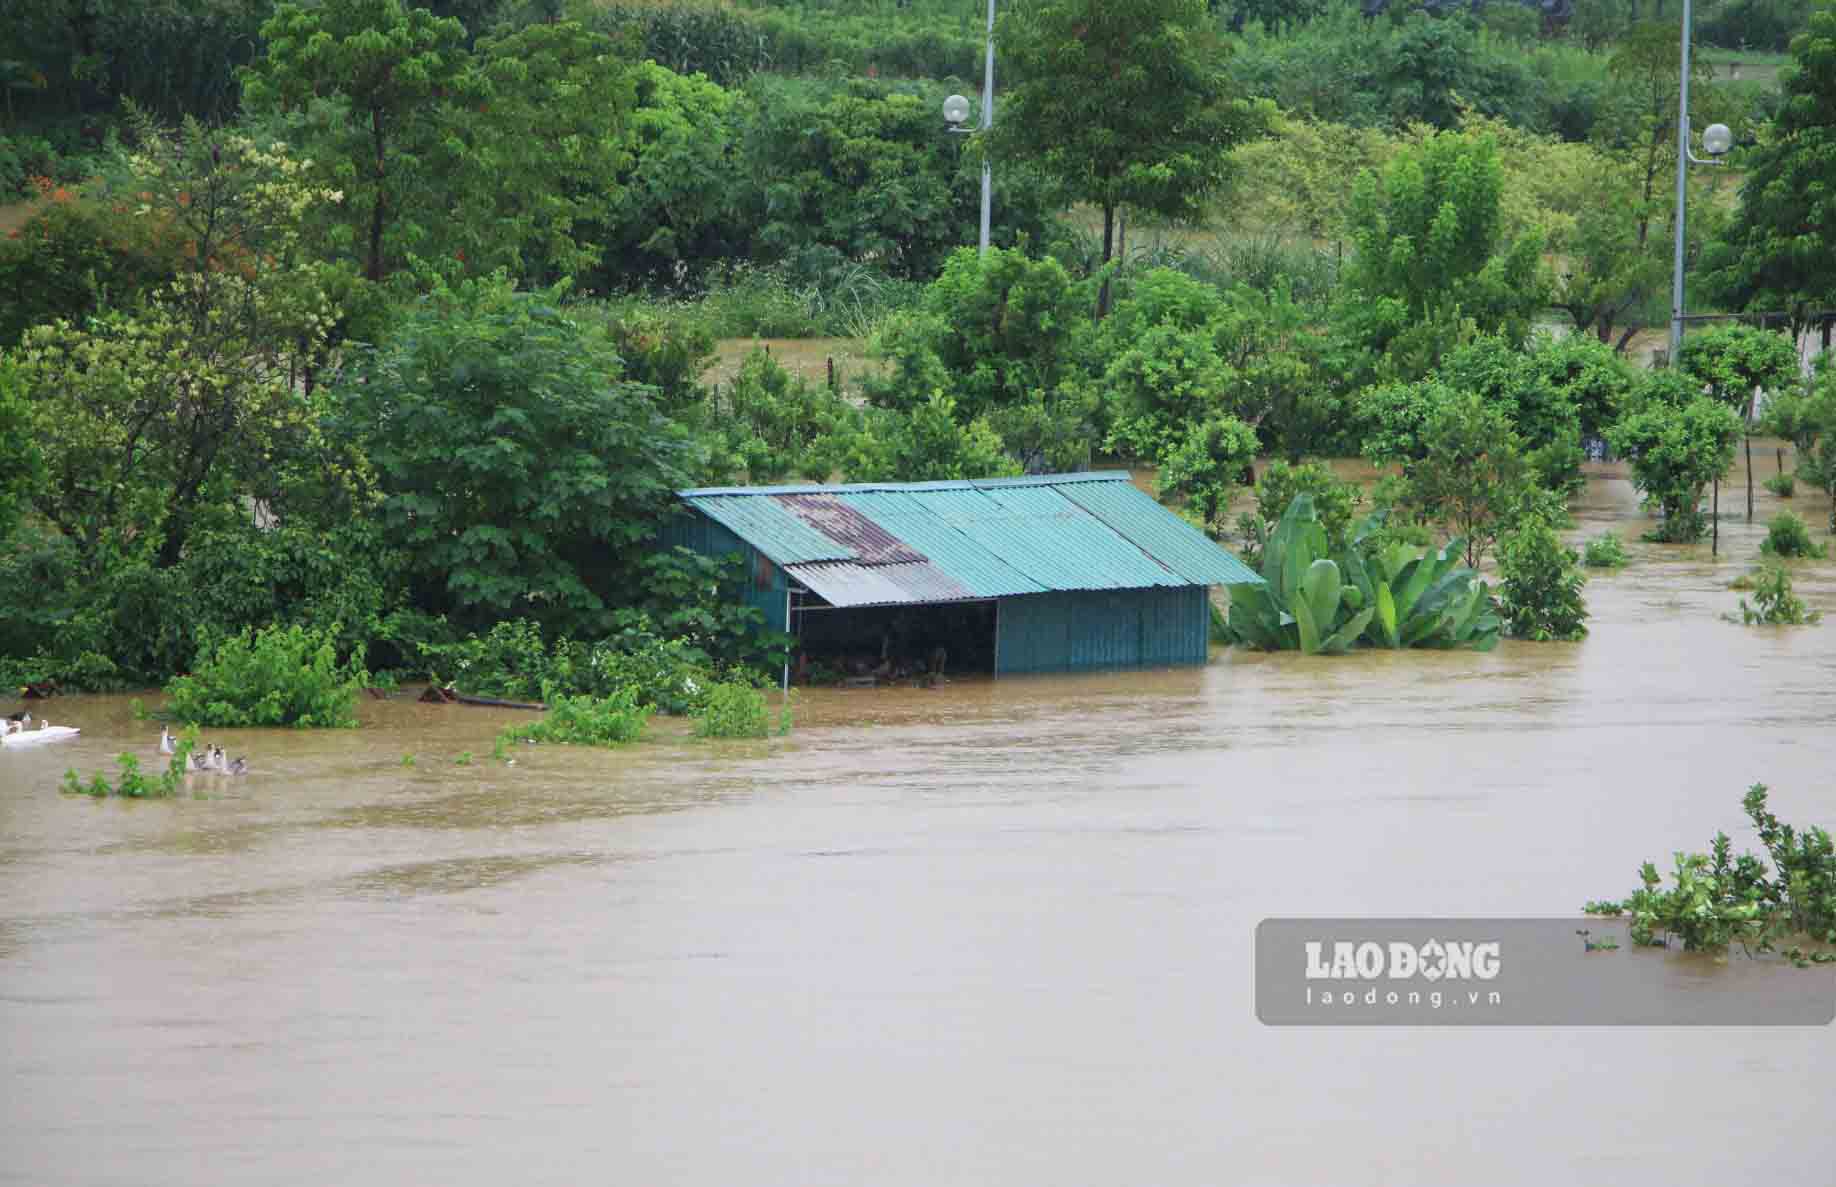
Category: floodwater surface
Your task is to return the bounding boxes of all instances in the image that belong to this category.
[4,463,1835,1186]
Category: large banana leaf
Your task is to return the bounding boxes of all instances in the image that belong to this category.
[1319,606,1376,654]
[1291,589,1323,654]
[1374,582,1398,647]
[1300,558,1344,636]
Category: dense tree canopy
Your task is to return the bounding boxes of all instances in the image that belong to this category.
[1704,1,1836,326]
[329,280,705,635]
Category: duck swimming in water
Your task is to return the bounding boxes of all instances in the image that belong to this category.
[228,756,248,775]
[159,727,175,754]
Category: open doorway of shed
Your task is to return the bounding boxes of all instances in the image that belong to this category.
[791,599,997,684]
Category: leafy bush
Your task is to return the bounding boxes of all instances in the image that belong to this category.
[1737,564,1822,626]
[1763,472,1796,497]
[712,348,860,483]
[1584,784,1836,952]
[1236,460,1362,563]
[1497,518,1588,641]
[1581,532,1629,568]
[1156,416,1259,537]
[1760,510,1828,559]
[165,624,367,728]
[498,688,650,749]
[693,681,771,739]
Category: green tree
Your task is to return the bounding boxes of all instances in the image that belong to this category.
[1497,516,1589,641]
[864,246,1098,469]
[1403,393,1536,568]
[1704,1,1836,326]
[1607,396,1745,541]
[243,0,470,283]
[1435,335,1585,493]
[439,21,636,285]
[592,61,748,291]
[1595,22,1727,264]
[1549,165,1669,351]
[1530,333,1640,443]
[988,0,1269,315]
[1343,130,1548,353]
[739,76,1061,283]
[1678,323,1802,520]
[1156,415,1259,535]
[15,118,342,572]
[1762,354,1836,530]
[328,279,705,634]
[0,188,183,347]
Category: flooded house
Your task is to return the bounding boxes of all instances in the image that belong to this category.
[655,472,1261,678]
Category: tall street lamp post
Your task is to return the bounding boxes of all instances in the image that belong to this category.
[1668,0,1733,362]
[943,0,995,256]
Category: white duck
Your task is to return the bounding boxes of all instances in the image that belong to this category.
[159,727,175,755]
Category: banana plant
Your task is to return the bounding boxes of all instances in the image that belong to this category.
[1226,497,1498,654]
[1225,495,1373,655]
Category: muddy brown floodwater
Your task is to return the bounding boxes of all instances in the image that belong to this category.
[4,462,1836,1186]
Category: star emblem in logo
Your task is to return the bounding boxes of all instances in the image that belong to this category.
[1417,939,1447,981]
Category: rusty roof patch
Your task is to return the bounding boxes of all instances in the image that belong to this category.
[775,493,924,565]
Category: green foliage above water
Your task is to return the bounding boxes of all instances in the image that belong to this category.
[166,624,366,728]
[1223,494,1500,654]
[1606,396,1744,542]
[1736,563,1822,626]
[497,688,651,749]
[62,725,201,799]
[1760,510,1828,558]
[1581,532,1629,568]
[1585,784,1836,953]
[1497,516,1588,641]
[693,681,772,739]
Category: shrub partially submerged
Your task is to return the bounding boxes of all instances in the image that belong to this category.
[693,681,773,739]
[1581,532,1628,568]
[1760,510,1827,559]
[1735,564,1821,626]
[1584,784,1836,956]
[496,689,650,751]
[166,625,366,728]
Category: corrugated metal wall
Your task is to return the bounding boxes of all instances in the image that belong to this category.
[653,510,789,632]
[994,586,1208,675]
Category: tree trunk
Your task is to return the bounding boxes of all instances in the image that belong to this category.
[1097,202,1116,320]
[367,106,387,282]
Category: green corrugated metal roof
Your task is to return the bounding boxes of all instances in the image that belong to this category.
[833,491,1045,598]
[689,494,854,565]
[677,473,1262,601]
[1054,479,1262,586]
[958,484,1185,590]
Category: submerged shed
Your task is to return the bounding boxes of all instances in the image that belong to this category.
[656,472,1261,677]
